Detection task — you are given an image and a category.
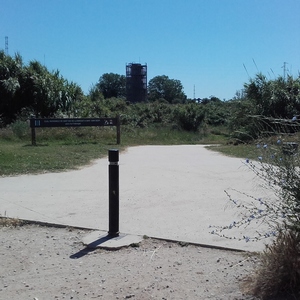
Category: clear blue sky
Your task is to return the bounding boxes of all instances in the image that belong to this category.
[1,0,299,100]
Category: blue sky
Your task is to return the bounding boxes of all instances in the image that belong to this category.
[1,0,299,100]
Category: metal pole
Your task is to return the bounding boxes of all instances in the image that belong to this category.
[116,115,121,145]
[30,117,36,146]
[108,149,119,236]
[31,127,36,146]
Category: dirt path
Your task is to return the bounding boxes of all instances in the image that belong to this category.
[0,224,259,300]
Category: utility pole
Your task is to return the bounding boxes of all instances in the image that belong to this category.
[282,62,288,80]
[5,36,8,55]
[193,84,195,100]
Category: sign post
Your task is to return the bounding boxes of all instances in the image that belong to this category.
[108,149,119,237]
[30,117,121,145]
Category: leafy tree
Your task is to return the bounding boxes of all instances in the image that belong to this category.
[96,73,126,99]
[148,75,186,103]
[200,96,222,105]
[60,81,85,117]
[0,51,24,124]
[0,51,84,124]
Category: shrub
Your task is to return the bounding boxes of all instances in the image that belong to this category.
[173,103,205,131]
[10,120,29,138]
[244,231,300,299]
[211,117,300,298]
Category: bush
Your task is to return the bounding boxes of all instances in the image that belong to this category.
[173,103,205,131]
[245,231,300,299]
[10,120,29,138]
[211,117,300,298]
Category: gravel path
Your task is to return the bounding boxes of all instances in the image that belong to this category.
[0,224,260,300]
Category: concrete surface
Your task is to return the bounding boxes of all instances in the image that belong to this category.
[0,145,275,251]
[82,230,144,250]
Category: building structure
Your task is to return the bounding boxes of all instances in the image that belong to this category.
[126,63,147,103]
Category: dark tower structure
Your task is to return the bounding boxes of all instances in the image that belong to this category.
[126,63,147,103]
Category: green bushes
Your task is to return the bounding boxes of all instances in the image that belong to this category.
[10,120,29,138]
[173,103,205,131]
[228,74,300,141]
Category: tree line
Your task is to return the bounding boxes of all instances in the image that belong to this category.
[1,51,300,138]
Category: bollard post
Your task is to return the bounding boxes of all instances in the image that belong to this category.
[108,149,119,236]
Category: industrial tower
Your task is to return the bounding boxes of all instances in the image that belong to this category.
[126,63,147,103]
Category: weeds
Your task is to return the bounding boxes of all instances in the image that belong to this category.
[211,117,300,299]
[243,231,300,299]
[0,216,24,227]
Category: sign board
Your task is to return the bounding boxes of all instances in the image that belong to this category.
[30,117,120,145]
[30,118,117,128]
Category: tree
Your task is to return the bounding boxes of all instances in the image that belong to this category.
[0,51,24,124]
[96,73,126,99]
[0,51,84,124]
[148,75,186,103]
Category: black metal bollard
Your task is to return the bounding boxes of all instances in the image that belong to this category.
[108,149,119,236]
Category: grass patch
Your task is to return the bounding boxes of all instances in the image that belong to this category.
[0,126,120,176]
[243,231,300,299]
[206,143,258,161]
[0,125,229,176]
[0,139,112,176]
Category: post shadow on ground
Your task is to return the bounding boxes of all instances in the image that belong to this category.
[70,234,116,259]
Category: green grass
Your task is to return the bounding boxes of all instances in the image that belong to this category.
[207,143,259,160]
[121,125,226,145]
[0,124,244,176]
[0,126,120,176]
[0,139,111,176]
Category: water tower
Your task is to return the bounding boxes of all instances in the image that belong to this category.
[126,63,147,103]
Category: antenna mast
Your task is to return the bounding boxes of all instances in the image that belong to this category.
[283,62,288,80]
[5,36,8,55]
[193,84,195,100]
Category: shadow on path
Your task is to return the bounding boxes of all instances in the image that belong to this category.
[70,234,116,259]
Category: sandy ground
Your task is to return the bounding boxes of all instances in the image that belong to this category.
[0,224,261,300]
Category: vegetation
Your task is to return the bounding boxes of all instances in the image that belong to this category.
[210,120,300,299]
[228,73,300,141]
[94,72,126,99]
[244,123,300,299]
[0,124,226,176]
[147,75,187,103]
[0,51,84,125]
[0,216,24,227]
[246,230,300,299]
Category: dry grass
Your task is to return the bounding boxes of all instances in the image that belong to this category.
[243,231,300,299]
[0,216,24,227]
